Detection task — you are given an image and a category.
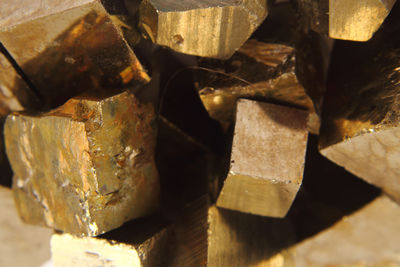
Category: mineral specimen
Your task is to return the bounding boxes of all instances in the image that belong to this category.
[172,197,294,266]
[196,39,317,133]
[0,0,149,109]
[319,14,400,202]
[295,0,396,41]
[216,99,308,217]
[264,195,400,266]
[51,216,169,266]
[139,0,268,58]
[5,89,159,236]
[0,48,34,113]
[329,0,396,41]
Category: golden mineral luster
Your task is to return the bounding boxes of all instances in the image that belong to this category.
[5,90,159,236]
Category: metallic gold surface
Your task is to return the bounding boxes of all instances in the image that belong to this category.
[329,0,396,41]
[0,52,29,114]
[0,0,94,28]
[199,76,314,132]
[5,90,159,236]
[173,196,295,266]
[0,0,149,110]
[263,196,400,267]
[319,13,400,201]
[51,217,169,267]
[295,0,395,41]
[319,48,400,148]
[216,100,308,217]
[52,234,144,267]
[139,0,268,58]
[197,40,315,132]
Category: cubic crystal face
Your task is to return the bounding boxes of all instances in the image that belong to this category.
[0,0,149,110]
[139,0,268,58]
[5,90,159,236]
[217,99,308,217]
[266,196,400,266]
[329,0,396,41]
[173,197,294,266]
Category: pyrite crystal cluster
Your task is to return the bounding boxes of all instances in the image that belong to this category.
[5,90,159,236]
[0,0,149,111]
[1,0,400,266]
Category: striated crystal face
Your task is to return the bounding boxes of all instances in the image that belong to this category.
[139,0,268,58]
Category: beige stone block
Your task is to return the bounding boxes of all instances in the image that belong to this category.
[217,99,308,217]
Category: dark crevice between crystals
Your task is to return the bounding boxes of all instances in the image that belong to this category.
[287,134,381,243]
[0,118,12,187]
[154,48,227,213]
